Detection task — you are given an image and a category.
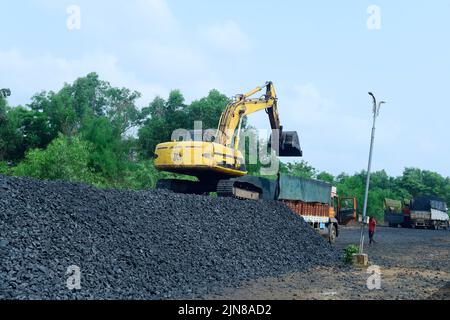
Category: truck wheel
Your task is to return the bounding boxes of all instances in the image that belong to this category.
[328,224,337,244]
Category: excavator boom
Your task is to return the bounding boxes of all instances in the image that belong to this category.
[216,81,301,156]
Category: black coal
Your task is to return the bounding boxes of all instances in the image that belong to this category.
[0,175,340,299]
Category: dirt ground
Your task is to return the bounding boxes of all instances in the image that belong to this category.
[209,226,450,300]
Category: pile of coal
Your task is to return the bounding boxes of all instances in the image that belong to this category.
[0,175,340,299]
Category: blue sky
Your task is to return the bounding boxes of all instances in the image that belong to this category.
[1,0,449,177]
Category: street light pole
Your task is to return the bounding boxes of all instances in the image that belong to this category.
[359,92,386,254]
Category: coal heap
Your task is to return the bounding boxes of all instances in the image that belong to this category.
[0,175,340,299]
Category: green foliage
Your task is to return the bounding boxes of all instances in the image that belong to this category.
[0,99,16,160]
[138,89,229,157]
[1,73,223,190]
[80,116,125,182]
[120,160,161,190]
[317,171,334,183]
[138,92,187,157]
[186,89,230,129]
[12,135,99,185]
[28,72,144,141]
[0,97,6,122]
[344,244,359,263]
[335,171,400,221]
[1,73,145,163]
[400,168,449,202]
[280,160,317,179]
[0,161,11,175]
[0,103,39,161]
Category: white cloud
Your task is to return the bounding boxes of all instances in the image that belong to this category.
[111,0,180,37]
[283,84,368,143]
[289,84,336,122]
[284,84,371,173]
[2,0,233,105]
[134,0,178,30]
[129,40,207,76]
[0,49,168,106]
[200,20,251,54]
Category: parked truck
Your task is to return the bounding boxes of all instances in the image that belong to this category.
[409,196,449,230]
[229,174,356,243]
[384,198,406,227]
[384,196,449,230]
[277,174,356,244]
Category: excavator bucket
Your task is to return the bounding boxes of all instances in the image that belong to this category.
[269,131,302,157]
[280,131,302,157]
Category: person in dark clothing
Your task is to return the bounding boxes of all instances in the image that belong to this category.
[368,217,377,244]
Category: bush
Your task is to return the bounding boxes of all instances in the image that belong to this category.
[12,135,100,185]
[343,244,359,263]
[0,161,11,175]
[120,160,162,190]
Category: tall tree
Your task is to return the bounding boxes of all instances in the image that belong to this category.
[186,89,229,129]
[280,160,317,179]
[138,90,194,157]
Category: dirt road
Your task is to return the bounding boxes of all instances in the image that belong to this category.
[209,226,450,300]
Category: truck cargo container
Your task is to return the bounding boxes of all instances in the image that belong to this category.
[277,174,356,243]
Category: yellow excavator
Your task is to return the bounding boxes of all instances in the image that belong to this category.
[154,82,301,199]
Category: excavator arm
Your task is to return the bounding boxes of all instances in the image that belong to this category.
[216,82,301,157]
[216,82,277,146]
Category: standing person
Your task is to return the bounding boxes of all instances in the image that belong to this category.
[368,216,377,244]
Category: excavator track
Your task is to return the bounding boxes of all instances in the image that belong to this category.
[156,179,208,194]
[217,179,261,200]
[216,180,235,197]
